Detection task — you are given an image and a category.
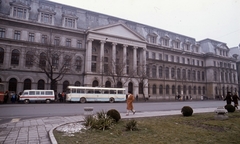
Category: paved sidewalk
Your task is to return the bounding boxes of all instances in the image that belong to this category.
[0,107,220,144]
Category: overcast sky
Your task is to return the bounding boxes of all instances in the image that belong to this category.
[50,0,240,48]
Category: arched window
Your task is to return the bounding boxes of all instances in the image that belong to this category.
[182,69,186,79]
[152,65,156,78]
[75,56,82,71]
[64,55,71,68]
[26,51,34,66]
[197,71,200,81]
[39,52,46,67]
[62,81,69,92]
[166,85,169,94]
[139,82,143,94]
[152,84,156,94]
[158,66,163,78]
[37,79,45,90]
[177,68,181,79]
[92,80,99,87]
[0,48,4,64]
[193,70,196,80]
[178,85,181,94]
[105,81,111,88]
[52,55,59,68]
[172,85,175,95]
[165,67,169,78]
[74,81,81,86]
[9,78,17,92]
[11,49,20,65]
[198,86,201,94]
[23,79,31,90]
[183,85,186,94]
[202,86,205,95]
[188,86,191,94]
[117,81,122,88]
[128,82,133,93]
[159,85,163,94]
[193,86,196,94]
[202,71,205,81]
[171,68,175,78]
[188,70,191,80]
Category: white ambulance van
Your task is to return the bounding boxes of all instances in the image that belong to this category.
[19,90,55,104]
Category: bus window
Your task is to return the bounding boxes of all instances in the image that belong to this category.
[110,90,116,94]
[103,90,109,94]
[23,91,28,95]
[46,91,53,95]
[72,89,76,93]
[36,91,40,95]
[29,91,35,95]
[41,91,44,95]
[117,90,123,94]
[87,90,93,93]
[95,90,101,94]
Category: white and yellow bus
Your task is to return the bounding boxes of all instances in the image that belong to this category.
[66,86,126,103]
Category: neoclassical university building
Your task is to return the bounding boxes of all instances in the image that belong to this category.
[0,0,239,100]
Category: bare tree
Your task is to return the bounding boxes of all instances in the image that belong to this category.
[135,63,149,100]
[28,45,73,91]
[106,57,134,88]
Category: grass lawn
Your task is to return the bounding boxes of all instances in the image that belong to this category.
[54,111,240,144]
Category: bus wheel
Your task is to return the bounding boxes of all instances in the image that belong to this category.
[24,99,29,104]
[80,98,86,103]
[109,97,115,103]
[46,99,51,103]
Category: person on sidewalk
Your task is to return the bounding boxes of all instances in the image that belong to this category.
[126,91,136,116]
[232,92,240,109]
[224,92,232,105]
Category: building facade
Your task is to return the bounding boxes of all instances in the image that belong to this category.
[0,0,238,100]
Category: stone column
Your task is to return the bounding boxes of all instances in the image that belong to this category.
[85,39,93,73]
[133,46,137,70]
[142,48,147,72]
[112,43,117,74]
[123,45,127,74]
[100,41,105,74]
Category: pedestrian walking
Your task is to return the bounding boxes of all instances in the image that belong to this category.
[126,91,136,116]
[232,92,240,109]
[224,92,232,105]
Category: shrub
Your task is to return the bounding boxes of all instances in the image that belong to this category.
[107,109,121,122]
[83,110,114,131]
[224,104,235,113]
[181,106,193,116]
[125,119,138,131]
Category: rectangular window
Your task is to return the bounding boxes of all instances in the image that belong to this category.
[28,33,34,42]
[165,54,168,61]
[91,63,96,72]
[66,38,71,47]
[192,59,195,65]
[41,13,52,24]
[149,36,155,43]
[182,57,185,64]
[152,52,156,59]
[171,55,174,62]
[14,30,21,40]
[214,61,216,66]
[77,40,82,48]
[187,58,190,64]
[177,56,180,63]
[65,18,75,28]
[54,37,60,46]
[13,7,27,19]
[197,60,199,66]
[41,35,47,44]
[186,44,190,50]
[159,53,162,60]
[201,61,204,67]
[92,56,97,61]
[0,28,5,38]
[175,41,180,48]
[163,39,169,46]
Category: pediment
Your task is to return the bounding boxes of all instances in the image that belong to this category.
[88,23,146,42]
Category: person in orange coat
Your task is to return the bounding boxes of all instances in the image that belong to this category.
[126,91,136,116]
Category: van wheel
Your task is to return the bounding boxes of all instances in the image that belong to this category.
[80,98,86,103]
[109,97,115,103]
[24,99,29,104]
[46,99,51,103]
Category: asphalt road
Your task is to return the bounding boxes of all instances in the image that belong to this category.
[0,100,226,120]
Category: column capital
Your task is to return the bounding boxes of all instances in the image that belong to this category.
[112,42,117,46]
[87,39,94,42]
[133,46,138,49]
[100,40,106,44]
[123,44,128,48]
